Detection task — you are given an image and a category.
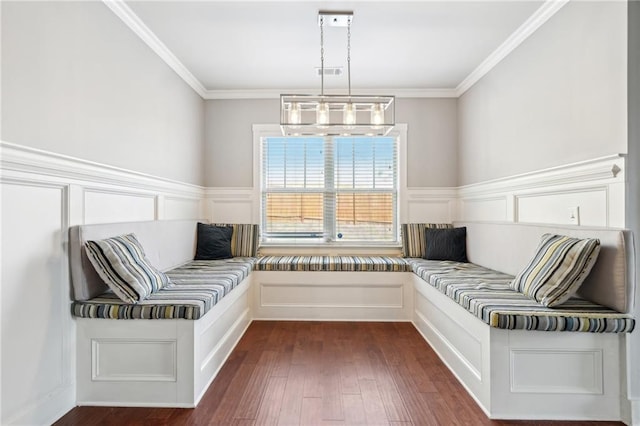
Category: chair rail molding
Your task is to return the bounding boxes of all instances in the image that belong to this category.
[458,154,625,227]
[0,141,205,198]
[0,141,206,223]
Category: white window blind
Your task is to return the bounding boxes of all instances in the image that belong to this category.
[261,135,398,244]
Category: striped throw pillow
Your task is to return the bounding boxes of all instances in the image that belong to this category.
[213,223,260,257]
[401,223,453,258]
[85,234,170,304]
[510,234,601,308]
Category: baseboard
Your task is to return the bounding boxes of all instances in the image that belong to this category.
[5,383,75,425]
[629,398,640,426]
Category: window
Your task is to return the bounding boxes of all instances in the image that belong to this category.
[260,134,399,245]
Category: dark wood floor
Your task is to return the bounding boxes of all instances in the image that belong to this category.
[56,321,623,426]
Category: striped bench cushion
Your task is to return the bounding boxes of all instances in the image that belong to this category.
[408,259,634,333]
[254,256,412,272]
[72,258,255,320]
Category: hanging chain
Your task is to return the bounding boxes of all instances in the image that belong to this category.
[347,16,352,97]
[320,15,325,97]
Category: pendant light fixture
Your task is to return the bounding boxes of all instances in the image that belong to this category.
[280,11,395,136]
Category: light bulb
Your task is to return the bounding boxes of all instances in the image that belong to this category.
[343,103,356,127]
[288,102,301,126]
[371,103,384,128]
[317,102,329,127]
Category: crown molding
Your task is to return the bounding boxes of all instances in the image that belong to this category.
[455,0,569,97]
[102,0,207,98]
[203,88,458,100]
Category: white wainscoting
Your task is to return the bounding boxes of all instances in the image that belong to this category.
[458,155,625,227]
[205,187,460,226]
[403,188,458,224]
[205,188,256,224]
[0,141,205,425]
[1,141,629,424]
[252,271,414,321]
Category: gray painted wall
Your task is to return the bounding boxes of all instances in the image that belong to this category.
[205,99,277,188]
[457,1,627,185]
[397,98,458,188]
[204,98,458,188]
[1,1,205,185]
[626,0,639,412]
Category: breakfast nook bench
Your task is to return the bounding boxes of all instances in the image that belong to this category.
[68,219,635,422]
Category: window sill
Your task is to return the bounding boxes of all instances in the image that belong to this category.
[258,243,403,257]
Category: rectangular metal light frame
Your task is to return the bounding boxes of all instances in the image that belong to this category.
[280,94,395,136]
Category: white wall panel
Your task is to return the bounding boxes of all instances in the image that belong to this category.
[252,271,413,321]
[205,189,255,224]
[516,189,608,226]
[405,197,455,224]
[91,340,177,382]
[84,189,157,224]
[0,180,74,425]
[164,196,203,220]
[460,197,509,222]
[398,188,457,224]
[510,349,603,394]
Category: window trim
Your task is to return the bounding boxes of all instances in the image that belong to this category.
[252,124,408,250]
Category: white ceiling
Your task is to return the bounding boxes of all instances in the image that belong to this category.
[120,0,557,98]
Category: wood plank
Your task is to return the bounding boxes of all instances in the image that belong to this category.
[359,379,390,426]
[342,393,367,425]
[321,365,344,421]
[277,364,306,426]
[340,362,361,394]
[233,365,274,420]
[255,376,287,425]
[207,361,257,424]
[387,364,439,426]
[364,337,411,423]
[300,397,346,426]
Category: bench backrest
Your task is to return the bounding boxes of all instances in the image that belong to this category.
[69,220,200,301]
[456,221,635,314]
[69,220,261,301]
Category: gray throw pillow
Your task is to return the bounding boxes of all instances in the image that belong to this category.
[195,223,234,260]
[423,227,468,263]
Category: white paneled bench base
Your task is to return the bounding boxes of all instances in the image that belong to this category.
[252,256,414,321]
[413,275,622,420]
[68,219,635,422]
[252,271,414,321]
[76,277,251,407]
[412,222,635,421]
[69,220,257,408]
